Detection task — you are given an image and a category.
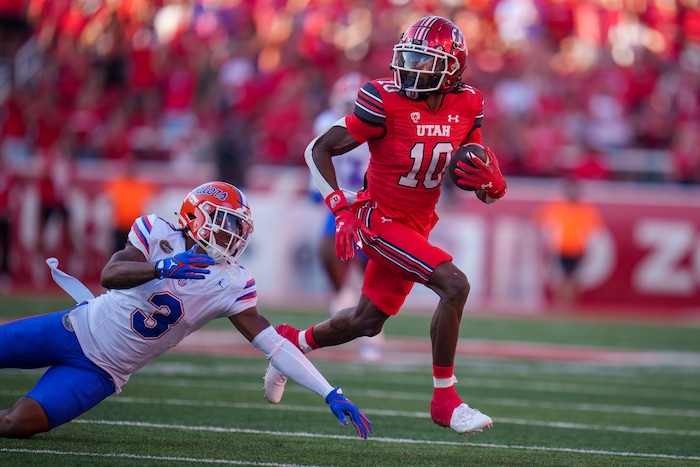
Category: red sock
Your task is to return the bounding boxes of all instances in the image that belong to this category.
[303,326,321,351]
[433,364,454,380]
[275,324,302,350]
[430,364,462,426]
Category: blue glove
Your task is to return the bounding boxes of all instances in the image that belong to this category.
[155,245,215,280]
[325,387,372,439]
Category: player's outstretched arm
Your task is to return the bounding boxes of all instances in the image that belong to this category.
[101,244,215,289]
[232,310,372,438]
[325,387,372,438]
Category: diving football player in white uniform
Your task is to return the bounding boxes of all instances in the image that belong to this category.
[0,181,371,439]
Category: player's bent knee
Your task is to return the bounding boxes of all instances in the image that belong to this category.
[350,317,384,338]
[0,399,51,438]
[448,271,470,295]
[350,314,385,338]
[432,261,469,289]
[435,269,470,304]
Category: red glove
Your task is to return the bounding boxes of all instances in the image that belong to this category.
[325,190,376,261]
[454,146,508,199]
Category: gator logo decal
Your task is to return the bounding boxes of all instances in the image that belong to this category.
[62,313,74,332]
[160,240,174,254]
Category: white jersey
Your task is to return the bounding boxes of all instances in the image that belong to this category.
[313,109,370,194]
[69,214,257,392]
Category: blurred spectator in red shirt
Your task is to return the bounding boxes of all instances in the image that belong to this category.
[128,25,160,93]
[254,66,316,165]
[670,120,700,185]
[65,78,104,160]
[0,159,15,293]
[35,150,74,280]
[30,94,64,153]
[97,105,130,161]
[159,52,198,152]
[0,91,30,165]
[570,144,613,181]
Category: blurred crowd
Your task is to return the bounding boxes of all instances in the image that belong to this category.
[0,0,699,186]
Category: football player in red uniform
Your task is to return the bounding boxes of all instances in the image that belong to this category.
[265,16,506,435]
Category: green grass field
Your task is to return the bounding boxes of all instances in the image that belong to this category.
[1,296,699,466]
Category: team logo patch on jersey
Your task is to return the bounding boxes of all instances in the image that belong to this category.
[62,313,74,332]
[410,112,421,124]
[159,240,174,254]
[178,278,187,286]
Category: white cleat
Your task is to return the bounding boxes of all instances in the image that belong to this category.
[449,403,493,435]
[263,363,288,404]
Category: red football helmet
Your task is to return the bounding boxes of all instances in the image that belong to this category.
[178,181,254,262]
[391,16,468,96]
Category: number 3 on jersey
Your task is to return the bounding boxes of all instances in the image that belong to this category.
[131,292,184,339]
[398,142,454,189]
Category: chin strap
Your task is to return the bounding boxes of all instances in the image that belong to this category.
[400,88,432,101]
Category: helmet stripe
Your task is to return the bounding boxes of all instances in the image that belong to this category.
[234,186,248,207]
[355,83,386,123]
[419,16,440,27]
[414,16,440,41]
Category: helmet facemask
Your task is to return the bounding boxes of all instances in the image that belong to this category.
[181,199,253,263]
[391,46,455,95]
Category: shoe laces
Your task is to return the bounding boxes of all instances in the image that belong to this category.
[453,404,481,426]
[272,371,287,385]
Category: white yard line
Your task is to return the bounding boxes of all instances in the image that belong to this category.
[23,419,699,462]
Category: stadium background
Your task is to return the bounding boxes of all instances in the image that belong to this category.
[1,0,699,317]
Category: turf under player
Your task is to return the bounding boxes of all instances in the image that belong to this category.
[264,16,507,436]
[0,181,371,439]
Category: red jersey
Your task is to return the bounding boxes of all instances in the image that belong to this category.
[345,78,484,227]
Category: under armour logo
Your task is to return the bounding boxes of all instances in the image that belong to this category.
[448,114,460,123]
[381,216,392,223]
[481,182,493,189]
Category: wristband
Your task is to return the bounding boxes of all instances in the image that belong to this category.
[325,190,349,215]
